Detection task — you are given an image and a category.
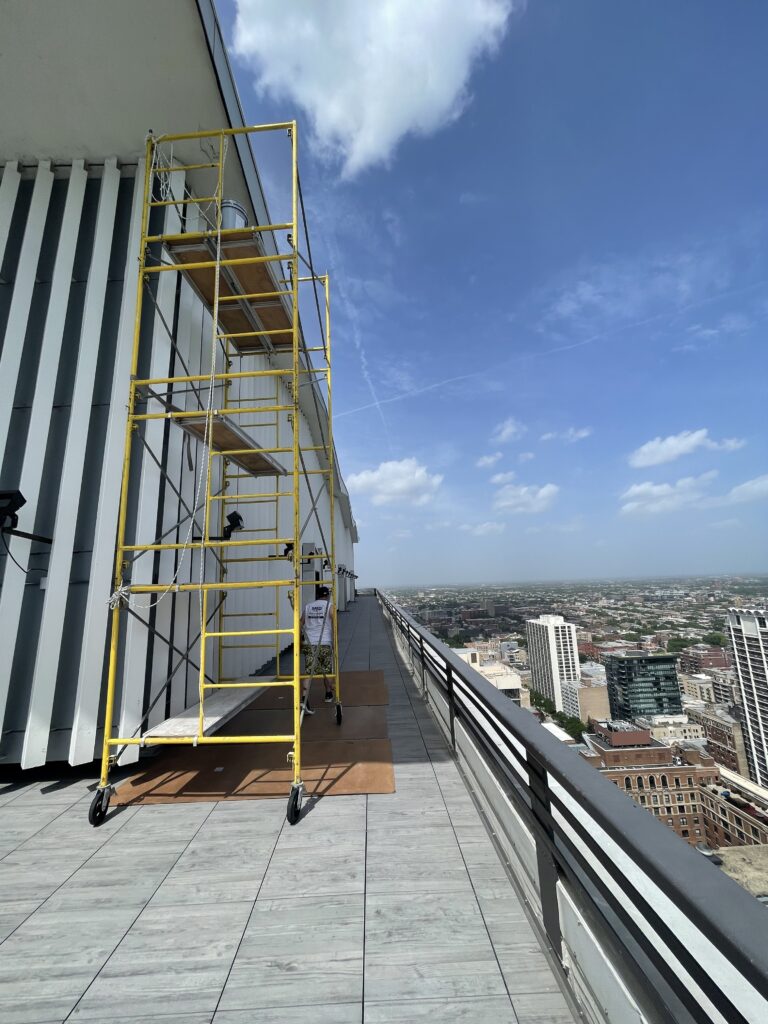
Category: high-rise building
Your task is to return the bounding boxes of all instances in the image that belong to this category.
[728,609,768,786]
[604,652,682,720]
[526,614,580,712]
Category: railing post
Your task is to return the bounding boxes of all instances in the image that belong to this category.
[527,752,562,961]
[419,635,427,701]
[445,663,456,750]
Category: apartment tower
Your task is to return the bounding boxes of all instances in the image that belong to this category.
[526,614,580,712]
[604,652,682,721]
[728,609,768,786]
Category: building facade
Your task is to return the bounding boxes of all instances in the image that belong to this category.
[728,608,768,786]
[526,614,580,712]
[634,714,705,745]
[679,673,716,703]
[576,680,611,723]
[686,704,750,777]
[699,774,768,849]
[604,651,682,720]
[679,643,730,674]
[580,721,717,845]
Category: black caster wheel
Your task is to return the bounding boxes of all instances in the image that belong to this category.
[286,784,303,825]
[335,703,343,726]
[88,788,110,828]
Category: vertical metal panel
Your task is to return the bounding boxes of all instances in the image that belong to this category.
[0,160,54,732]
[0,160,54,461]
[0,161,21,268]
[117,170,185,763]
[20,158,120,768]
[0,162,87,742]
[68,161,145,765]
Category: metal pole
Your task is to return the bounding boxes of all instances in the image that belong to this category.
[528,752,563,960]
[97,135,154,789]
[446,663,457,750]
[290,121,302,789]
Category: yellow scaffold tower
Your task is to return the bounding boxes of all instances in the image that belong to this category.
[88,122,340,827]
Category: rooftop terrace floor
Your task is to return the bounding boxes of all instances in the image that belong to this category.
[0,595,577,1023]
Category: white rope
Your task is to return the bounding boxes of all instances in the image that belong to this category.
[109,136,228,614]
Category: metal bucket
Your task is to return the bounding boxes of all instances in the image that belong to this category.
[220,199,248,231]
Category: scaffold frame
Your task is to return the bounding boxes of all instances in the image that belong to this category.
[89,122,340,827]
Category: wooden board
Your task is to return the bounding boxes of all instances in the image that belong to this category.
[113,738,394,804]
[166,232,293,351]
[178,414,286,477]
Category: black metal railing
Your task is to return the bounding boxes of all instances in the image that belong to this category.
[377,590,768,1024]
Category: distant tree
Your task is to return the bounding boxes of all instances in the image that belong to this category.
[666,636,689,654]
[702,632,727,648]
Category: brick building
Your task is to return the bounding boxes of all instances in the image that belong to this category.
[686,703,750,777]
[679,643,730,674]
[699,769,768,848]
[580,721,717,845]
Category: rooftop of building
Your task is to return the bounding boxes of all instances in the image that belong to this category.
[0,597,578,1023]
[717,846,768,901]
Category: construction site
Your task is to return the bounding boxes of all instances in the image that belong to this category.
[0,4,766,1024]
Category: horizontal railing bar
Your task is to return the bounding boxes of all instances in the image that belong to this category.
[133,367,325,386]
[121,538,291,551]
[108,734,294,745]
[144,252,290,273]
[146,223,291,243]
[155,122,294,142]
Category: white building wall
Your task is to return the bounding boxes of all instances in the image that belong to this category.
[0,157,356,767]
[728,609,768,786]
[526,615,580,713]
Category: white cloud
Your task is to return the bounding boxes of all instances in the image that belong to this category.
[722,474,768,506]
[518,451,535,463]
[233,0,520,176]
[460,521,505,536]
[493,482,559,514]
[476,452,502,468]
[620,472,717,514]
[491,416,526,444]
[490,471,516,484]
[709,518,740,529]
[688,312,752,338]
[525,521,581,535]
[540,427,592,443]
[628,428,746,468]
[347,458,443,506]
[620,471,768,514]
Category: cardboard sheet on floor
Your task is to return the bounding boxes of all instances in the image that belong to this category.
[113,739,394,804]
[250,670,388,710]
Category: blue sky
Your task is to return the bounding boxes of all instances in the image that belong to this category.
[217,0,768,585]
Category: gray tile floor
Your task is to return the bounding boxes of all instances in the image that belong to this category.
[0,596,577,1024]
